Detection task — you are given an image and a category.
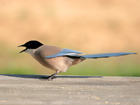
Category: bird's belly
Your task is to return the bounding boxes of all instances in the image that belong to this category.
[34,56,70,72]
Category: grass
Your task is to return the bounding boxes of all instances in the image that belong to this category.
[1,58,139,77]
[60,59,140,77]
[0,66,38,75]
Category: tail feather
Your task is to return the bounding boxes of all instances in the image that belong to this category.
[82,52,136,59]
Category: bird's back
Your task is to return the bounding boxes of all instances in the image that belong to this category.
[33,45,83,72]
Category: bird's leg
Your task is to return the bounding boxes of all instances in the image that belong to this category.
[41,71,61,81]
[47,71,61,81]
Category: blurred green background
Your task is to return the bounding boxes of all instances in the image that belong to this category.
[0,0,139,76]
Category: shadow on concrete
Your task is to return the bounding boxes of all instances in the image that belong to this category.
[0,74,103,80]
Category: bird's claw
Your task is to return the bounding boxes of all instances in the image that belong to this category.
[40,76,56,81]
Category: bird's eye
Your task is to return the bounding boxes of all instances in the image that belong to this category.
[28,44,30,46]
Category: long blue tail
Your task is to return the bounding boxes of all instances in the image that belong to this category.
[82,52,136,59]
[65,52,136,59]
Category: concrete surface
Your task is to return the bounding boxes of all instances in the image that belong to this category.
[0,75,140,105]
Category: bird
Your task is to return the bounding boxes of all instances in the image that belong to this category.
[18,40,136,80]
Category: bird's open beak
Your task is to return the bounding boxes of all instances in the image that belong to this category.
[18,45,27,53]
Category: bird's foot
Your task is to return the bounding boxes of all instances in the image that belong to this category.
[40,76,56,81]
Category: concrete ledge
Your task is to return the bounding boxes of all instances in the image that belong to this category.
[0,75,140,105]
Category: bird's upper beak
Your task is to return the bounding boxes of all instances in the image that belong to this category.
[18,44,27,53]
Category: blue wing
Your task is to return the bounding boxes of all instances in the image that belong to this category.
[46,48,84,58]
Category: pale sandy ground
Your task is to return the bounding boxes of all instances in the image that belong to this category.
[0,75,140,105]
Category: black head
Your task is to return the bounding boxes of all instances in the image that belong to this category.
[18,40,43,53]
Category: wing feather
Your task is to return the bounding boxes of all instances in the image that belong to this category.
[46,48,84,58]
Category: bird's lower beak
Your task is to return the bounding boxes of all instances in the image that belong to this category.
[18,45,27,53]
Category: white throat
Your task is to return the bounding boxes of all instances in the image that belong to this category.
[25,49,35,56]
